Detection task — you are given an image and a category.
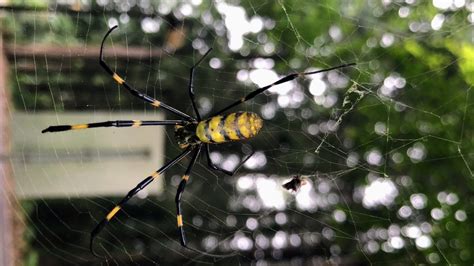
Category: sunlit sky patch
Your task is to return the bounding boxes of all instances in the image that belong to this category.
[359,177,399,208]
[389,236,404,249]
[402,224,422,239]
[407,142,427,163]
[455,210,467,221]
[249,68,294,96]
[431,13,445,30]
[215,2,264,51]
[410,193,427,209]
[433,0,466,10]
[271,231,288,249]
[398,205,413,218]
[256,234,270,249]
[346,152,359,168]
[415,235,433,249]
[202,235,218,251]
[141,17,161,33]
[246,217,259,230]
[243,151,267,170]
[398,6,410,18]
[333,209,347,223]
[256,177,286,210]
[230,232,253,251]
[237,174,255,192]
[365,149,383,166]
[295,180,318,211]
[379,73,406,97]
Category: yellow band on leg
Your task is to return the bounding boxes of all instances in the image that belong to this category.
[106,206,121,221]
[177,215,183,227]
[132,120,142,127]
[151,172,160,179]
[71,124,88,130]
[113,73,125,84]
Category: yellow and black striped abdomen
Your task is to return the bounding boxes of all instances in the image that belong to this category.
[196,112,263,143]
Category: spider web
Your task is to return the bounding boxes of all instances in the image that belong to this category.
[3,0,473,265]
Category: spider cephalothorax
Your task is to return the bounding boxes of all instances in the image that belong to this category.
[174,122,199,149]
[41,25,355,258]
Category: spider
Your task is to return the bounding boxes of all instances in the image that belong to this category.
[42,25,355,257]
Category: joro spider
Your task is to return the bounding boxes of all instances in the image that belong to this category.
[42,25,355,257]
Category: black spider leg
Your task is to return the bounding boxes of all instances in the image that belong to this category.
[188,48,213,121]
[176,145,241,258]
[100,25,195,122]
[205,144,255,176]
[90,146,194,258]
[175,145,201,247]
[210,62,356,117]
[42,120,185,133]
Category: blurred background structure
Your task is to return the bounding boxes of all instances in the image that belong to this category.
[0,0,473,265]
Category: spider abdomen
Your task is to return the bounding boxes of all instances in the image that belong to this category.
[196,112,263,143]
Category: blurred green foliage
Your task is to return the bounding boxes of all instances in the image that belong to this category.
[2,0,473,265]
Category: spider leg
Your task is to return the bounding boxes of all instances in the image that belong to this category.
[175,145,201,247]
[205,144,254,176]
[100,26,195,121]
[42,120,184,133]
[210,62,356,117]
[90,146,194,258]
[188,48,212,121]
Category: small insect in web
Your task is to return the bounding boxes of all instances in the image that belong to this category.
[282,175,308,192]
[41,25,355,257]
